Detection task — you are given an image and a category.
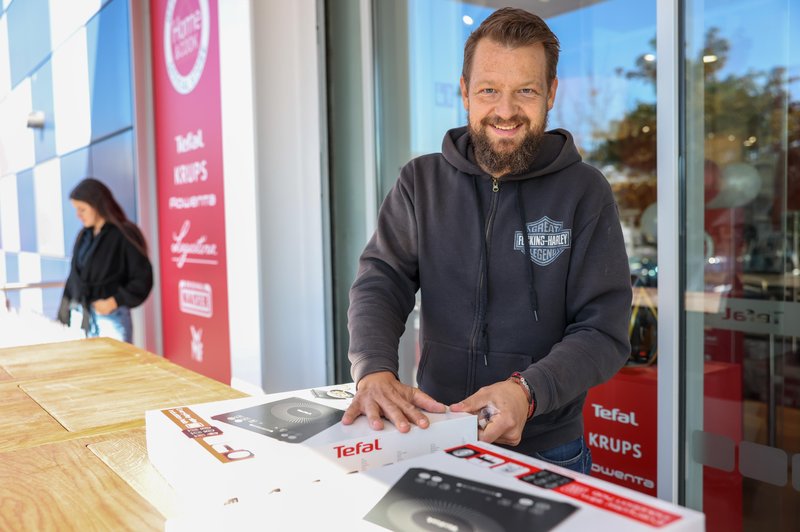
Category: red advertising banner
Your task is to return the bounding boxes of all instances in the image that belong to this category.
[584,363,743,532]
[584,367,658,496]
[150,0,231,383]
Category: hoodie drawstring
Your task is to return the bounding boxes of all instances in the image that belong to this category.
[516,181,540,322]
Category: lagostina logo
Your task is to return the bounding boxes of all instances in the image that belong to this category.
[163,0,210,95]
[171,220,219,268]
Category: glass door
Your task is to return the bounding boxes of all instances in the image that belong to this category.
[682,0,800,530]
[372,0,660,490]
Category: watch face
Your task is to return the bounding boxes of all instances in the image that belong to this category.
[211,397,344,443]
[364,468,578,532]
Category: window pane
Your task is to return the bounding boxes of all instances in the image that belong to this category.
[683,0,800,530]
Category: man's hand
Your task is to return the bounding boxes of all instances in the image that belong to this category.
[342,371,447,433]
[450,380,529,445]
[92,297,118,316]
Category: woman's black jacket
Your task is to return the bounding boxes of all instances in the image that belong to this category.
[57,223,153,327]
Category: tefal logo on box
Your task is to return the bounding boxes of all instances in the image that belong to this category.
[591,403,639,426]
[334,438,383,458]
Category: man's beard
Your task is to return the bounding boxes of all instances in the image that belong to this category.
[469,113,547,176]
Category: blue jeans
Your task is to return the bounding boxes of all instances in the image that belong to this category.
[532,436,592,475]
[69,305,133,343]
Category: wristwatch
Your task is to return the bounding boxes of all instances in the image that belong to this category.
[509,372,536,419]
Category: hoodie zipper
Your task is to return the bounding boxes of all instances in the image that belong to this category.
[469,178,501,392]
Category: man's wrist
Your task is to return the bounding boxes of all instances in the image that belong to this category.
[508,372,536,419]
[356,370,397,390]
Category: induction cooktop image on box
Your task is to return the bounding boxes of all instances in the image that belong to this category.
[147,385,476,510]
[363,467,578,532]
[211,397,344,443]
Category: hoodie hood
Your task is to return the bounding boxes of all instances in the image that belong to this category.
[442,126,582,180]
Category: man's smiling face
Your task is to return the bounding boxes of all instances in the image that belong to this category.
[461,38,558,177]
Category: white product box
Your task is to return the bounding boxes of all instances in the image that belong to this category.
[166,441,704,531]
[145,383,476,508]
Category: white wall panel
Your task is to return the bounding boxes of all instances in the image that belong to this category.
[0,250,6,306]
[52,28,91,156]
[0,174,20,251]
[33,158,64,256]
[251,0,328,391]
[0,78,34,176]
[219,0,263,394]
[48,0,101,53]
[0,16,11,101]
[18,251,42,312]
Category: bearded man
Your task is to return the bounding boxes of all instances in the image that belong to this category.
[343,7,632,473]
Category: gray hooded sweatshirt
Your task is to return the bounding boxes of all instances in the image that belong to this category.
[348,126,632,454]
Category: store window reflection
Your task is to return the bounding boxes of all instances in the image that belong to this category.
[684,0,799,530]
[373,0,660,496]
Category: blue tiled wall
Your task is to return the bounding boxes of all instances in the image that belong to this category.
[0,0,136,318]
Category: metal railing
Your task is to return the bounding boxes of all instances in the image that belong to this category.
[0,281,66,312]
[0,280,83,347]
[0,281,66,292]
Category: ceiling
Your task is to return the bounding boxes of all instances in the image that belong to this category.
[465,0,608,19]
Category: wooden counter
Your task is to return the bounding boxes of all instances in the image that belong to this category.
[0,338,247,530]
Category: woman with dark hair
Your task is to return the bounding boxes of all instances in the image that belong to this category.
[57,178,153,343]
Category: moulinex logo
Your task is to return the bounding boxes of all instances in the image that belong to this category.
[171,220,219,268]
[334,438,382,458]
[163,0,210,95]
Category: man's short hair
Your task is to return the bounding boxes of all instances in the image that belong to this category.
[462,7,560,88]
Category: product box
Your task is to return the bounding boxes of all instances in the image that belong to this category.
[145,383,476,507]
[166,441,704,531]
